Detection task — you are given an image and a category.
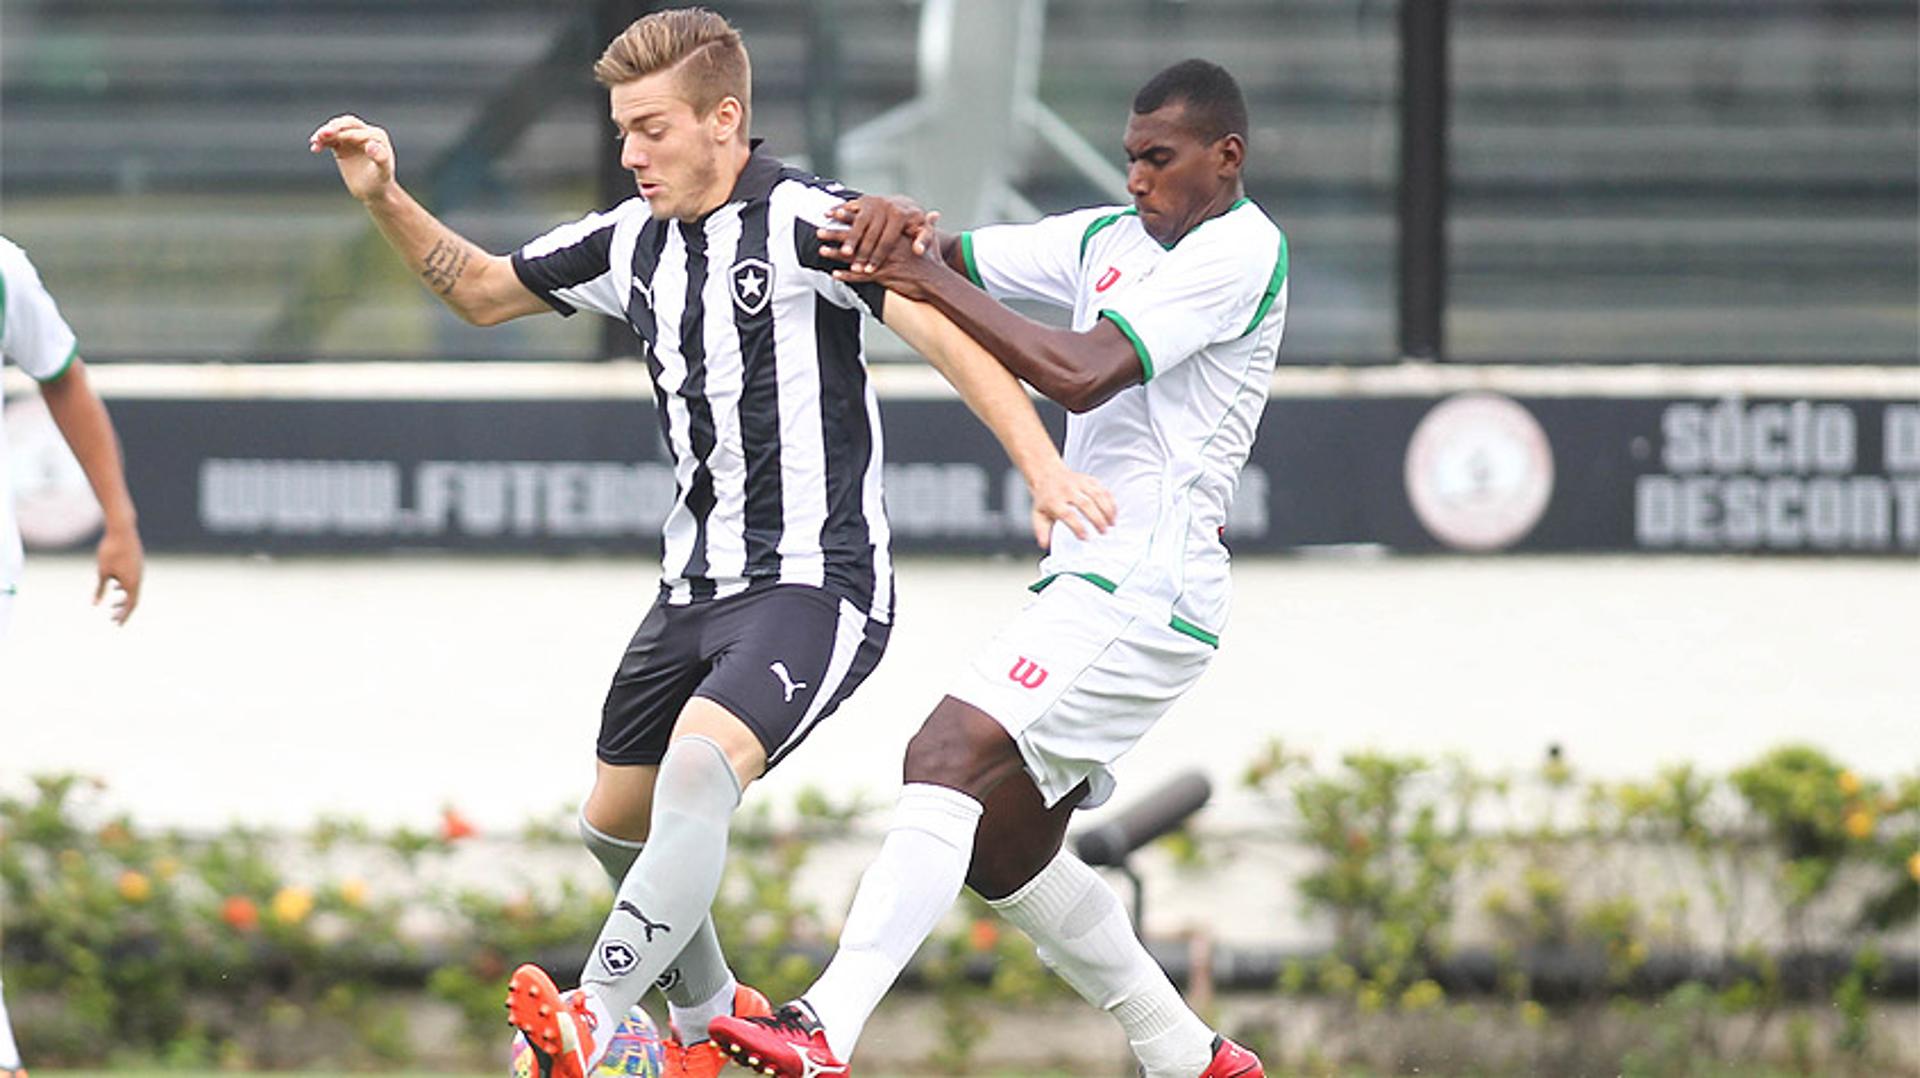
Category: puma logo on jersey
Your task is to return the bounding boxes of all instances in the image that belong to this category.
[1095,266,1122,293]
[770,661,808,703]
[615,900,673,942]
[1009,657,1048,689]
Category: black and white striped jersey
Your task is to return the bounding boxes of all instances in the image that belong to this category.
[511,145,893,622]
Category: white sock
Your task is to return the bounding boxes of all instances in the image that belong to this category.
[580,737,742,1061]
[804,783,983,1058]
[987,852,1213,1078]
[0,970,21,1070]
[666,975,739,1045]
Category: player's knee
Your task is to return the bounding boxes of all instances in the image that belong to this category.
[902,697,1024,797]
[582,791,651,843]
[966,844,1045,901]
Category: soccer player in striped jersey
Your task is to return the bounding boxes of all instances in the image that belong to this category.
[711,60,1280,1078]
[0,235,146,1078]
[310,9,1110,1078]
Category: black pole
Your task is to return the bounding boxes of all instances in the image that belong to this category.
[805,0,843,178]
[1398,0,1449,362]
[595,0,656,359]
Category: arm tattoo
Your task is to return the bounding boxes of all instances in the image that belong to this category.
[421,238,472,296]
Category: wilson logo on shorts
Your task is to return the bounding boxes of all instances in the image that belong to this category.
[1008,657,1049,689]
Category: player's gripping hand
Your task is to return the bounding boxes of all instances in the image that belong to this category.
[308,115,399,203]
[1029,464,1116,550]
[821,196,935,276]
[95,523,144,625]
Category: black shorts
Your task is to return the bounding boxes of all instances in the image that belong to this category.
[598,584,891,771]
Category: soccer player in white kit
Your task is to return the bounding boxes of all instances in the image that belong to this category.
[713,60,1282,1078]
[0,236,145,1078]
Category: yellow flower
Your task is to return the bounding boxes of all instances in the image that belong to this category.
[1844,809,1876,841]
[1907,851,1919,883]
[271,886,315,925]
[1400,979,1445,1012]
[1837,771,1862,797]
[1521,1000,1549,1029]
[153,856,182,881]
[117,869,152,903]
[337,877,369,908]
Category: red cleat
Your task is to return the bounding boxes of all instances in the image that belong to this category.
[663,983,773,1078]
[506,964,602,1078]
[709,1000,850,1078]
[1198,1034,1265,1078]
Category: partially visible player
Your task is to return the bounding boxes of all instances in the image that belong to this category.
[0,235,145,1078]
[310,9,1110,1078]
[711,59,1282,1078]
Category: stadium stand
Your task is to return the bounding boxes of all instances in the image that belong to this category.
[0,0,1912,363]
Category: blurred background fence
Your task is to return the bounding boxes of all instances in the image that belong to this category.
[1,0,1914,365]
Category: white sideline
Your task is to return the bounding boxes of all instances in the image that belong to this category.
[7,360,1918,400]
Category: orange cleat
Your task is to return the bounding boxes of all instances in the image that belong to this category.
[662,983,773,1078]
[506,964,602,1078]
[1197,1035,1264,1078]
[708,1000,849,1078]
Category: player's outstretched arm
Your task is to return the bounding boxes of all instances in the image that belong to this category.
[39,358,143,624]
[883,296,1114,548]
[826,207,1140,413]
[308,115,548,327]
[822,196,968,279]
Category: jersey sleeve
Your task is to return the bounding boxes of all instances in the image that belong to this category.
[1096,220,1288,381]
[785,189,886,321]
[960,207,1117,308]
[510,203,635,318]
[0,241,81,381]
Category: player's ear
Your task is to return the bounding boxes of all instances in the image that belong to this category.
[711,95,745,143]
[1215,133,1245,176]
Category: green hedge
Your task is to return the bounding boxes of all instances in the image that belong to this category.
[2,742,1915,1073]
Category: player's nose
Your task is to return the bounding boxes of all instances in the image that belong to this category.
[621,136,648,171]
[1125,161,1151,199]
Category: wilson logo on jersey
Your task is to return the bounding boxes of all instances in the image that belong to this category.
[1008,658,1049,689]
[1095,266,1122,293]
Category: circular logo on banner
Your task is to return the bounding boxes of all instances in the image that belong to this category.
[5,396,103,548]
[1404,393,1554,551]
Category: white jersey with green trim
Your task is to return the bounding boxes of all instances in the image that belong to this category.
[0,236,82,595]
[961,198,1287,644]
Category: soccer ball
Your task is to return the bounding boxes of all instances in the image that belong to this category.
[509,991,665,1078]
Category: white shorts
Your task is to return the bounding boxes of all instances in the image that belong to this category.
[946,575,1215,809]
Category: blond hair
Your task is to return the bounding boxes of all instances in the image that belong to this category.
[595,7,752,127]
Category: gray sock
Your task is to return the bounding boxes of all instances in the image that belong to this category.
[579,815,735,1014]
[580,736,741,1024]
[579,814,645,885]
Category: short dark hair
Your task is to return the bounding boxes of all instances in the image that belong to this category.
[1132,59,1248,144]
